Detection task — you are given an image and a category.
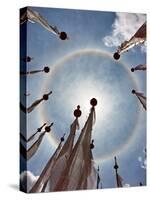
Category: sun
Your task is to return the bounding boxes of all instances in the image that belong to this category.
[66,78,116,127]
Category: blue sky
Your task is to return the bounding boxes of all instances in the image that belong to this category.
[20,7,146,189]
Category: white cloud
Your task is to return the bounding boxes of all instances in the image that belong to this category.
[140,42,147,53]
[138,156,142,162]
[20,171,39,192]
[124,183,130,187]
[103,12,146,51]
[138,148,146,170]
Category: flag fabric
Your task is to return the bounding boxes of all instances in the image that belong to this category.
[20,131,46,161]
[53,107,96,191]
[20,69,44,75]
[49,118,79,191]
[26,131,46,160]
[29,138,64,193]
[20,123,46,143]
[20,8,59,35]
[131,64,146,72]
[27,123,47,142]
[27,91,52,113]
[137,94,146,110]
[116,173,123,187]
[135,64,146,71]
[116,22,146,55]
[27,98,43,113]
[132,90,146,110]
[86,154,98,189]
[20,99,43,114]
[134,22,146,39]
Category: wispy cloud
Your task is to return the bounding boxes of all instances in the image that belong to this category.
[103,12,146,51]
[124,183,130,187]
[140,42,147,53]
[20,171,39,192]
[138,148,146,169]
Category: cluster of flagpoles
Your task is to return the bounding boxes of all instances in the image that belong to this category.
[20,8,146,193]
[113,22,146,60]
[112,20,147,187]
[20,8,70,170]
[20,123,53,161]
[113,21,146,111]
[29,100,100,192]
[20,91,52,113]
[20,7,69,40]
[20,66,50,75]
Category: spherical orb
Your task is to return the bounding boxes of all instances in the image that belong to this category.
[114,164,118,170]
[43,94,49,100]
[113,52,120,60]
[45,126,51,132]
[90,98,97,107]
[59,32,67,40]
[26,56,32,62]
[74,105,82,117]
[44,66,50,73]
[61,136,65,142]
[37,128,41,132]
[90,140,95,149]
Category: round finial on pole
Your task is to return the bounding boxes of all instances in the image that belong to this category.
[139,182,143,186]
[114,163,118,170]
[61,136,65,142]
[45,126,51,132]
[37,127,42,132]
[44,66,50,73]
[26,56,32,62]
[114,156,119,170]
[90,139,95,149]
[132,89,136,94]
[43,94,49,100]
[90,98,97,107]
[59,32,68,40]
[113,52,120,60]
[74,105,82,118]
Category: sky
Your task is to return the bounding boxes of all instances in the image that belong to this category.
[20,7,146,190]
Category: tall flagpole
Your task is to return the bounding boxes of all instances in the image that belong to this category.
[114,156,119,187]
[20,66,50,76]
[96,166,100,189]
[20,123,47,143]
[49,105,82,191]
[53,98,97,191]
[20,91,52,114]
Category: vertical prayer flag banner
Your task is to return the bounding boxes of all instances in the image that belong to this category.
[20,6,146,193]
